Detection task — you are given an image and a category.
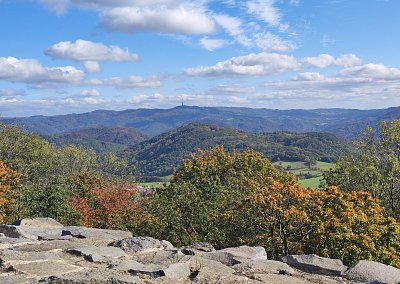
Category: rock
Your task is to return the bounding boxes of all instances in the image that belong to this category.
[0,273,37,284]
[112,259,165,277]
[161,240,175,250]
[10,260,82,278]
[344,260,400,284]
[233,259,296,276]
[67,245,127,262]
[133,249,182,266]
[111,236,168,254]
[251,273,313,284]
[0,218,65,240]
[202,245,267,266]
[62,226,132,241]
[12,218,63,228]
[0,249,62,263]
[162,262,191,280]
[181,242,215,255]
[282,254,347,276]
[40,268,144,284]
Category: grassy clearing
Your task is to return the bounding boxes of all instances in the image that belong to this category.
[273,160,334,188]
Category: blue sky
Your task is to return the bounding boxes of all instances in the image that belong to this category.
[0,0,399,116]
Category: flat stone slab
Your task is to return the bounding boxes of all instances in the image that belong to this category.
[40,268,144,284]
[344,260,400,284]
[112,259,165,277]
[233,259,296,276]
[12,218,63,228]
[111,236,170,254]
[0,249,61,264]
[0,273,37,284]
[202,245,267,266]
[62,226,132,241]
[252,273,313,284]
[11,260,82,277]
[67,245,127,262]
[282,254,347,276]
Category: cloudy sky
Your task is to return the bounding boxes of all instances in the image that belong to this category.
[1,0,399,116]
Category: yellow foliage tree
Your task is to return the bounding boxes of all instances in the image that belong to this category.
[0,160,21,223]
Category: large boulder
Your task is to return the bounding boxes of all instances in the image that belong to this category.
[0,218,64,240]
[67,245,127,263]
[181,242,216,255]
[202,245,267,266]
[62,226,132,242]
[282,254,347,276]
[344,260,400,284]
[111,236,173,254]
[233,259,296,276]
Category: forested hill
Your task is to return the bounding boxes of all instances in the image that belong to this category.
[4,105,400,138]
[47,126,148,153]
[125,122,348,179]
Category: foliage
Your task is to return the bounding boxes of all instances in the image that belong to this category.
[144,146,400,267]
[127,122,347,180]
[324,120,400,219]
[0,122,134,223]
[70,181,144,231]
[0,160,21,223]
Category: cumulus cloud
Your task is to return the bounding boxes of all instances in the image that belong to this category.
[39,0,69,15]
[45,39,139,62]
[79,89,101,97]
[100,5,216,34]
[127,92,165,104]
[185,52,300,77]
[200,37,227,51]
[86,75,161,89]
[83,61,101,73]
[0,57,85,85]
[302,53,362,68]
[213,14,243,36]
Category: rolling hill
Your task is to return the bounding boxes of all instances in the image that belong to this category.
[124,122,348,180]
[4,105,400,138]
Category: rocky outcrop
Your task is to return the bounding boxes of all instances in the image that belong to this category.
[0,218,399,284]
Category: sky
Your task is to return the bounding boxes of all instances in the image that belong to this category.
[1,0,400,117]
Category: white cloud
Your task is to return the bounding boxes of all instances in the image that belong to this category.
[213,14,243,36]
[200,37,227,51]
[246,0,287,30]
[83,61,101,73]
[0,89,26,97]
[45,39,139,62]
[302,53,362,68]
[0,57,85,85]
[79,89,101,97]
[337,63,400,80]
[185,52,300,77]
[335,54,362,67]
[127,93,165,104]
[100,5,216,34]
[87,75,161,88]
[302,54,335,68]
[39,0,70,15]
[254,32,295,52]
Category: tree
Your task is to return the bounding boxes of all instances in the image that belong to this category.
[0,160,21,223]
[143,145,400,267]
[324,120,400,219]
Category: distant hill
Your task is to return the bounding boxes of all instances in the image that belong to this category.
[48,126,148,152]
[124,122,348,180]
[4,105,400,138]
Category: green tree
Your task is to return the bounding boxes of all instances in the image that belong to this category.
[324,120,400,219]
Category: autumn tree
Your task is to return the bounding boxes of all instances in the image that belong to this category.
[324,120,400,219]
[0,160,21,223]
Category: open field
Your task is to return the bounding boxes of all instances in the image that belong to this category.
[273,161,334,188]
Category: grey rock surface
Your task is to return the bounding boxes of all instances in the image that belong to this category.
[181,242,215,255]
[202,245,267,266]
[0,218,398,284]
[111,236,168,254]
[282,254,348,276]
[233,259,296,276]
[67,245,127,262]
[344,260,400,284]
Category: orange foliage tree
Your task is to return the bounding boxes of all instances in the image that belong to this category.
[0,160,21,223]
[251,182,400,267]
[70,180,144,231]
